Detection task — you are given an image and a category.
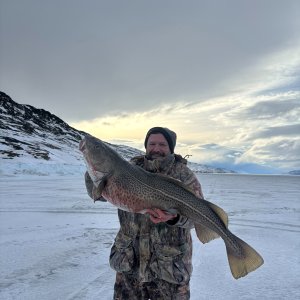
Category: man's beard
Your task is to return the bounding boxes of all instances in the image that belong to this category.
[146,151,167,160]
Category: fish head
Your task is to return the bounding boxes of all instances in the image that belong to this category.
[79,135,114,185]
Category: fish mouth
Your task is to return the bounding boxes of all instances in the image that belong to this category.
[79,138,86,152]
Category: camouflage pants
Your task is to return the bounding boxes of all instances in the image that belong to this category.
[113,272,190,300]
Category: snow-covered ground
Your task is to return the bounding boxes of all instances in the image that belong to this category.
[0,173,299,300]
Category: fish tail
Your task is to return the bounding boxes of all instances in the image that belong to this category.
[226,236,264,279]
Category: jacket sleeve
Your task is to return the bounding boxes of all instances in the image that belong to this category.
[166,168,204,229]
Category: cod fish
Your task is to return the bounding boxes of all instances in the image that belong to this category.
[79,135,264,279]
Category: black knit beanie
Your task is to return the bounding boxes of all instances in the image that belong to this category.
[144,127,177,153]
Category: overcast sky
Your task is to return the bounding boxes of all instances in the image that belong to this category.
[1,0,299,173]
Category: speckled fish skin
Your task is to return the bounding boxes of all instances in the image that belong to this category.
[79,135,264,279]
[79,135,223,224]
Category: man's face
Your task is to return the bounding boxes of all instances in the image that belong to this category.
[146,133,171,159]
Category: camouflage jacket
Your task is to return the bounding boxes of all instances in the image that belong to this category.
[108,154,204,285]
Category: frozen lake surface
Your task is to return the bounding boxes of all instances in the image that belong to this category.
[0,173,299,300]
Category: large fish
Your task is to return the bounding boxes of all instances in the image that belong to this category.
[79,135,264,279]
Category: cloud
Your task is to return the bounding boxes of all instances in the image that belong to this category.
[251,124,300,139]
[236,138,300,170]
[240,98,300,121]
[179,143,243,165]
[1,1,300,173]
[1,1,300,122]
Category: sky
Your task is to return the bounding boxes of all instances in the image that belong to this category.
[1,0,300,173]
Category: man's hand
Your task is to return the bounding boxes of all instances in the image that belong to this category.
[144,208,178,224]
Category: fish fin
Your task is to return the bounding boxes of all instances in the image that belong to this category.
[202,199,229,228]
[194,223,220,243]
[93,173,112,201]
[226,236,264,279]
[85,171,96,199]
[92,178,106,200]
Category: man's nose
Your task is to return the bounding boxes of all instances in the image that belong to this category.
[153,145,161,151]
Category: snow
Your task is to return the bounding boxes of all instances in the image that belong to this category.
[0,172,299,300]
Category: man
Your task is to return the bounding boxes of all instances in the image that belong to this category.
[86,127,204,300]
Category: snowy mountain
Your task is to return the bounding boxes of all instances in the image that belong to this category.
[0,91,234,175]
[288,170,300,175]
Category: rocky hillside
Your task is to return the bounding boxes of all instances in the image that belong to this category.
[0,91,234,175]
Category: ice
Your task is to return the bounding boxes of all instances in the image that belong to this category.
[0,173,299,300]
